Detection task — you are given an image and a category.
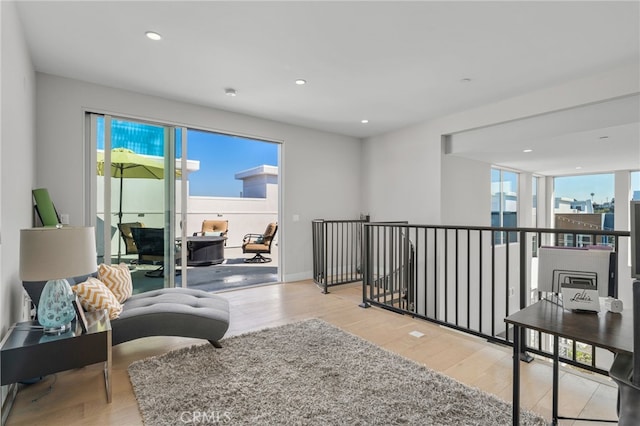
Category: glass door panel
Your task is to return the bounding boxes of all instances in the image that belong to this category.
[93,114,179,293]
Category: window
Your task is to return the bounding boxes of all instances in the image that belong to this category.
[186,130,278,198]
[632,171,640,200]
[491,168,518,244]
[553,173,614,247]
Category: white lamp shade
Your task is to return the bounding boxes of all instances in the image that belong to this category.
[20,226,98,281]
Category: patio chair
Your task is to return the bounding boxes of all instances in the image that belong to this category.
[194,220,229,243]
[131,227,181,277]
[242,223,277,263]
[118,222,145,256]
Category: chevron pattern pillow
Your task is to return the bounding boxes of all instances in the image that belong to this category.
[98,263,133,303]
[72,277,123,320]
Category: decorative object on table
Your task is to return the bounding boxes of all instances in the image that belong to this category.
[20,226,97,334]
[128,319,546,426]
[97,148,181,262]
[32,188,61,226]
[560,282,600,312]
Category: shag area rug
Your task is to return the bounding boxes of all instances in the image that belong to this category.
[128,319,546,425]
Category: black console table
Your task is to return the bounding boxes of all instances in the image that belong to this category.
[0,310,112,425]
[505,300,633,425]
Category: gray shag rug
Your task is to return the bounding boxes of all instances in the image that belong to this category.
[128,319,546,425]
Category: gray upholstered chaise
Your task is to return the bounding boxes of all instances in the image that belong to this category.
[23,277,230,348]
[112,288,229,346]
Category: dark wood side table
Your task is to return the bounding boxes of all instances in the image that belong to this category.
[505,300,634,425]
[0,310,112,425]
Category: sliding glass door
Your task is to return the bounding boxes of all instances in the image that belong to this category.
[90,113,183,292]
[88,113,281,293]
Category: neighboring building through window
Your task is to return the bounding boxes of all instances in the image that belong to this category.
[553,173,614,247]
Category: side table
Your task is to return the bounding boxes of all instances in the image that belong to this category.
[0,310,112,425]
[185,235,226,266]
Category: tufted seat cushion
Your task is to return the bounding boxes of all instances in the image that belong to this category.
[24,278,230,347]
[112,288,230,346]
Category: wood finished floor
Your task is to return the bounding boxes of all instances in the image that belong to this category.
[5,281,619,425]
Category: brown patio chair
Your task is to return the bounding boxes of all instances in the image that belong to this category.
[194,220,229,245]
[242,223,277,263]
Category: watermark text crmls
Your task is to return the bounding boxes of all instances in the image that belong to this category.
[180,410,232,424]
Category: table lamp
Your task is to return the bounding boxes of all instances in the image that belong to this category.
[20,226,97,334]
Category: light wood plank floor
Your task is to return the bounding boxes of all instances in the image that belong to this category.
[5,281,619,425]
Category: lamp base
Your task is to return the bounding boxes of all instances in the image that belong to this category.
[42,322,72,335]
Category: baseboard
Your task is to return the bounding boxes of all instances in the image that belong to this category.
[282,271,312,283]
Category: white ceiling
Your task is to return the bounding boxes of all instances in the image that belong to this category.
[14,1,640,175]
[448,94,640,176]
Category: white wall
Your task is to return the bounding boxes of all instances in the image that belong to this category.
[363,64,640,227]
[364,64,639,232]
[1,1,37,335]
[35,74,362,282]
[362,64,639,310]
[362,123,442,224]
[441,155,491,226]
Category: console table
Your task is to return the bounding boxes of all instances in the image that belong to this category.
[505,300,634,425]
[0,310,112,425]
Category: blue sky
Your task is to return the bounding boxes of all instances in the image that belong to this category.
[186,130,278,197]
[493,169,640,204]
[554,174,615,204]
[556,172,640,203]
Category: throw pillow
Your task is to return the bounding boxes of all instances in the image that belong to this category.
[72,277,123,320]
[98,263,133,303]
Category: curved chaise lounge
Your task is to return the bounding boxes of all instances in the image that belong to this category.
[112,287,229,346]
[23,277,230,348]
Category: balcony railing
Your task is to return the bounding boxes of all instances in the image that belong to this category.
[312,219,367,293]
[361,222,631,375]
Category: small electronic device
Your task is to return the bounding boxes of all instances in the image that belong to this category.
[604,297,624,313]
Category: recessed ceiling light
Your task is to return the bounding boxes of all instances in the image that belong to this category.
[460,78,472,83]
[295,79,307,85]
[145,31,162,41]
[599,135,609,139]
[361,119,369,124]
[575,166,582,170]
[225,88,237,97]
[523,149,533,153]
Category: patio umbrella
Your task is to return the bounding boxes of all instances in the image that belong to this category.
[97,148,181,261]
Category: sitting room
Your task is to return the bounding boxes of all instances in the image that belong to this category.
[1,1,639,425]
